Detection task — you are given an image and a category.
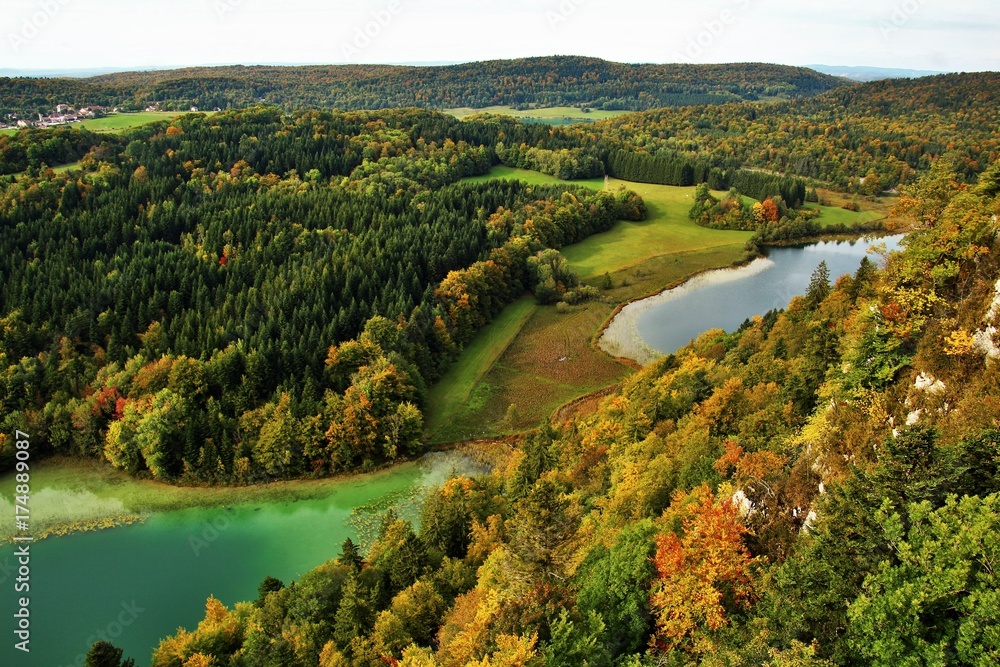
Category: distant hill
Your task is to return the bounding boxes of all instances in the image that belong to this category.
[595,71,1000,189]
[809,64,949,82]
[0,67,133,79]
[0,57,846,116]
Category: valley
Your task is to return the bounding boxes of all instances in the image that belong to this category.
[1,51,998,667]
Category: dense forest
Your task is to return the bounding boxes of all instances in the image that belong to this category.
[0,107,645,482]
[131,156,1000,667]
[0,58,844,117]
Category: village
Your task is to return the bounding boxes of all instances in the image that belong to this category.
[0,102,217,133]
[0,103,114,131]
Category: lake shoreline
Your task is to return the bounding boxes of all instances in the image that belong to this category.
[596,232,905,365]
[597,254,769,365]
[0,444,498,544]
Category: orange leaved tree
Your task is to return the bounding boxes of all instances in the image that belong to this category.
[649,485,758,657]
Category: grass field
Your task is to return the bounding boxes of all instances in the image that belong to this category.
[807,202,886,227]
[446,105,630,124]
[425,297,537,442]
[564,179,754,278]
[71,111,182,132]
[52,161,80,174]
[428,298,631,443]
[462,165,604,187]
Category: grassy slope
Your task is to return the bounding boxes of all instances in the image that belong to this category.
[564,179,754,278]
[425,297,537,441]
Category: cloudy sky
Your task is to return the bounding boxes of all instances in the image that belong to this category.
[2,0,997,73]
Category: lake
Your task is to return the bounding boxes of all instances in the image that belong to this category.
[0,451,484,667]
[600,235,904,364]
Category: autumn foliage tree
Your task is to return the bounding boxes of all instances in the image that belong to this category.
[649,485,758,657]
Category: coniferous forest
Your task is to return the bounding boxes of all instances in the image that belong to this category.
[0,107,645,481]
[2,49,1000,667]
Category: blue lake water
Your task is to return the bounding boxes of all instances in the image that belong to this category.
[633,235,903,356]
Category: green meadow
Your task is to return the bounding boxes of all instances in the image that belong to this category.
[2,111,184,137]
[72,111,183,132]
[461,165,604,187]
[806,202,886,227]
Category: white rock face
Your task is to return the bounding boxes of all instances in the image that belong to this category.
[973,278,1000,360]
[731,489,753,518]
[984,277,1000,323]
[973,327,1000,359]
[801,510,818,533]
[914,372,946,395]
[906,409,922,426]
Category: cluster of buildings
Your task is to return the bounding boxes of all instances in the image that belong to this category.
[35,104,110,128]
[0,104,113,131]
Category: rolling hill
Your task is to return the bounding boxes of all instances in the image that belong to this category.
[0,57,847,116]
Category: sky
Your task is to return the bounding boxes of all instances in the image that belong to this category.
[1,0,997,73]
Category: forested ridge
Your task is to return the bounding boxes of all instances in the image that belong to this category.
[0,107,645,481]
[139,157,1000,667]
[585,72,1000,190]
[464,72,1000,196]
[6,71,998,194]
[0,57,844,117]
[6,66,998,199]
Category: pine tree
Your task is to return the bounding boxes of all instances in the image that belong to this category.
[338,537,363,571]
[333,573,373,651]
[806,261,831,307]
[255,576,285,606]
[85,641,135,667]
